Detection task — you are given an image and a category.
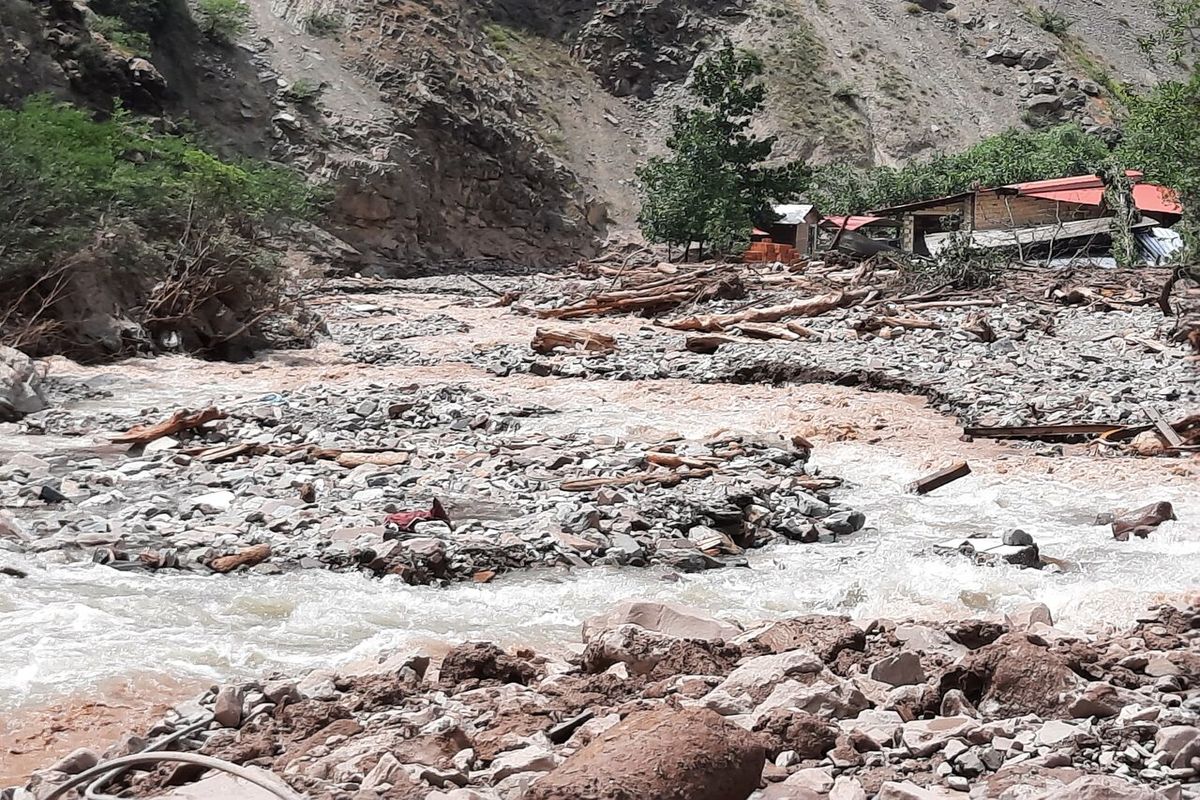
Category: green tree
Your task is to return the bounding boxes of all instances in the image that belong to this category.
[1123,0,1200,259]
[636,43,803,258]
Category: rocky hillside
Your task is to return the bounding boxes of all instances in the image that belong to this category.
[0,0,1179,270]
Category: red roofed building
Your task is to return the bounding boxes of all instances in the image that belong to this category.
[869,171,1183,255]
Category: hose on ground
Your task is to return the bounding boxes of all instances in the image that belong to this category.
[45,753,297,800]
[82,714,215,800]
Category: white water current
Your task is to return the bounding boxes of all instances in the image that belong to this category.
[2,440,1196,713]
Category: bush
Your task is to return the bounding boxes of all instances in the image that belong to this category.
[90,0,170,33]
[0,96,321,356]
[301,10,344,36]
[283,78,325,105]
[90,15,154,55]
[1028,5,1073,35]
[195,0,250,43]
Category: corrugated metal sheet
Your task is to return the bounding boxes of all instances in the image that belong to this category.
[772,204,817,225]
[1137,227,1184,264]
[821,215,892,231]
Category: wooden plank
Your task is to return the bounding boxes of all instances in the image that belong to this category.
[1140,403,1185,448]
[963,423,1137,441]
[906,461,971,495]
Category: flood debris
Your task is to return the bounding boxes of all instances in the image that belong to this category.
[906,461,971,495]
[384,498,451,537]
[1111,501,1177,541]
[110,406,226,445]
[206,543,272,573]
[530,328,617,355]
[934,533,1041,568]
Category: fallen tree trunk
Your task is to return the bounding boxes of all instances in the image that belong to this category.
[111,407,226,445]
[662,289,871,332]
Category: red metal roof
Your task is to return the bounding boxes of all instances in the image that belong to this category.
[821,215,892,231]
[996,171,1181,216]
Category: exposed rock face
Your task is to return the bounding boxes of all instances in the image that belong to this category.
[525,707,764,800]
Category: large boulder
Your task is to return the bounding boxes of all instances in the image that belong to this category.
[582,601,740,642]
[702,650,825,715]
[581,624,740,677]
[1043,775,1173,800]
[0,346,46,421]
[741,615,866,664]
[941,634,1083,719]
[526,707,764,800]
[437,642,538,689]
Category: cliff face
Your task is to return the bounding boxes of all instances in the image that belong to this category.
[0,0,1177,270]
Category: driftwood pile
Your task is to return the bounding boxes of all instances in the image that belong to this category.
[535,264,747,320]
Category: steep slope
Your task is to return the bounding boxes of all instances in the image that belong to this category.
[0,0,1178,270]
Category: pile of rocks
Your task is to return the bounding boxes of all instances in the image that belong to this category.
[474,299,1197,430]
[16,599,1198,800]
[1,382,865,583]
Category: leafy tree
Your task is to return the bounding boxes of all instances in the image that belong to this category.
[1123,0,1200,259]
[637,43,803,258]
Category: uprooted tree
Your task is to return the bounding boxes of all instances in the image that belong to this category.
[636,43,804,259]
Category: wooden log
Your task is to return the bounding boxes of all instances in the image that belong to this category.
[663,289,871,332]
[531,327,617,355]
[875,315,942,331]
[906,461,972,495]
[111,407,226,445]
[335,451,411,468]
[207,544,271,573]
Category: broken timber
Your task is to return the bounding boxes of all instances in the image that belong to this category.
[531,327,617,355]
[1140,403,1185,448]
[906,461,971,495]
[111,407,226,445]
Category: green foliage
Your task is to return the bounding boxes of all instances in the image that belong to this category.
[91,15,154,56]
[284,79,325,105]
[301,10,344,36]
[1119,71,1200,256]
[195,0,250,43]
[90,0,169,33]
[0,96,318,283]
[1027,5,1072,35]
[806,124,1111,214]
[1139,0,1200,65]
[637,43,804,256]
[916,232,1006,290]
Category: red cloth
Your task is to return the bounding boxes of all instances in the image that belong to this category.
[384,498,449,532]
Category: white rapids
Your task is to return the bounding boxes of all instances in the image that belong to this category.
[2,441,1196,713]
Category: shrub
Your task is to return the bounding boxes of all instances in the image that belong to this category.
[90,0,169,33]
[90,15,154,55]
[1028,5,1072,35]
[284,78,325,105]
[195,0,250,44]
[301,10,344,36]
[0,96,321,355]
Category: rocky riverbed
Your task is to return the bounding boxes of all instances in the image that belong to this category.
[12,599,1200,800]
[1,263,1197,797]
